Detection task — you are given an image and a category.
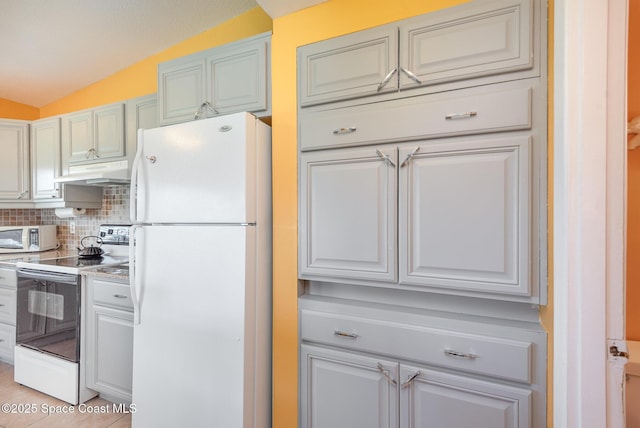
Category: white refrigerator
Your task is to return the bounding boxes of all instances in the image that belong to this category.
[129,112,272,428]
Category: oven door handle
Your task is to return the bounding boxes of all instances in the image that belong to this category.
[16,268,78,284]
[129,225,141,325]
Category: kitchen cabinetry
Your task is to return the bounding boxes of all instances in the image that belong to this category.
[158,31,271,126]
[298,0,538,107]
[84,276,133,403]
[299,82,542,303]
[297,0,548,426]
[61,102,125,168]
[0,267,17,364]
[30,117,61,200]
[299,297,545,428]
[0,120,29,201]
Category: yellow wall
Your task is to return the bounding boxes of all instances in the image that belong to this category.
[38,7,272,118]
[270,1,471,426]
[0,98,38,120]
[628,0,640,341]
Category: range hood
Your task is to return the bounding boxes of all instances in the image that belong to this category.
[54,160,130,186]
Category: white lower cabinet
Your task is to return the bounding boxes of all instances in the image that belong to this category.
[299,297,545,428]
[301,345,398,428]
[399,365,531,428]
[84,276,133,403]
[0,267,16,364]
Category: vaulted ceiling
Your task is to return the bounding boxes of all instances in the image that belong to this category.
[0,0,324,107]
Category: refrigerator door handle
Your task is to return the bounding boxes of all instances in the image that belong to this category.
[129,225,142,325]
[130,129,144,224]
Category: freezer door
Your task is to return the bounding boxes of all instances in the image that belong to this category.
[133,112,260,224]
[131,225,262,427]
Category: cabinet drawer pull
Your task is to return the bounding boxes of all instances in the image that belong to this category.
[444,349,478,360]
[401,370,421,388]
[334,330,358,339]
[0,303,4,307]
[445,111,478,120]
[377,68,398,92]
[376,363,397,385]
[332,127,357,135]
[376,149,396,168]
[400,67,422,85]
[113,294,128,299]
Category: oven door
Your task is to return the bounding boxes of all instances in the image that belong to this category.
[16,269,81,362]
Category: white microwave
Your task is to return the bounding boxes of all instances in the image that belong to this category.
[0,225,57,253]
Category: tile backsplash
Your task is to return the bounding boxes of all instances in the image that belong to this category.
[0,186,130,250]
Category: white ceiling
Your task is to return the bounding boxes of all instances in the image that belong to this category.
[0,0,324,108]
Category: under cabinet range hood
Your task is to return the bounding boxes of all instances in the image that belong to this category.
[54,160,130,186]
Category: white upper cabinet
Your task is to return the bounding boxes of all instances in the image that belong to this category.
[61,102,125,168]
[126,94,158,167]
[158,32,271,126]
[30,117,61,200]
[0,120,29,200]
[298,0,536,107]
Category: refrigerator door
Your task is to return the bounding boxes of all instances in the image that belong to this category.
[132,112,258,224]
[131,225,259,427]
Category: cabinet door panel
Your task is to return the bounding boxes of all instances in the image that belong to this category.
[301,345,398,428]
[400,0,533,89]
[0,121,29,199]
[208,39,268,114]
[94,103,125,160]
[86,304,134,400]
[31,118,61,199]
[300,147,396,282]
[158,59,206,125]
[399,136,530,296]
[400,365,531,428]
[63,111,93,165]
[299,26,399,106]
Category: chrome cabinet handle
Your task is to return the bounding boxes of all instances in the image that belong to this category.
[377,363,397,386]
[400,67,422,84]
[334,330,358,339]
[444,349,479,360]
[400,146,420,168]
[113,294,128,299]
[332,127,357,135]
[445,111,478,120]
[377,68,398,92]
[401,371,421,388]
[376,149,396,167]
[194,101,218,120]
[16,190,28,199]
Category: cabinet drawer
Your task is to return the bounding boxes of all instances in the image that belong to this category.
[91,279,133,311]
[300,309,532,383]
[0,288,16,325]
[300,82,531,151]
[0,267,16,288]
[0,323,15,363]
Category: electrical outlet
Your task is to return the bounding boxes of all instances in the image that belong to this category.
[70,221,76,234]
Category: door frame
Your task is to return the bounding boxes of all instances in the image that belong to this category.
[553,0,628,427]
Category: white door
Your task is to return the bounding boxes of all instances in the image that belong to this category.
[131,224,254,428]
[133,112,257,224]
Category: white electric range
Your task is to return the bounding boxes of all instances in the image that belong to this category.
[13,224,130,405]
